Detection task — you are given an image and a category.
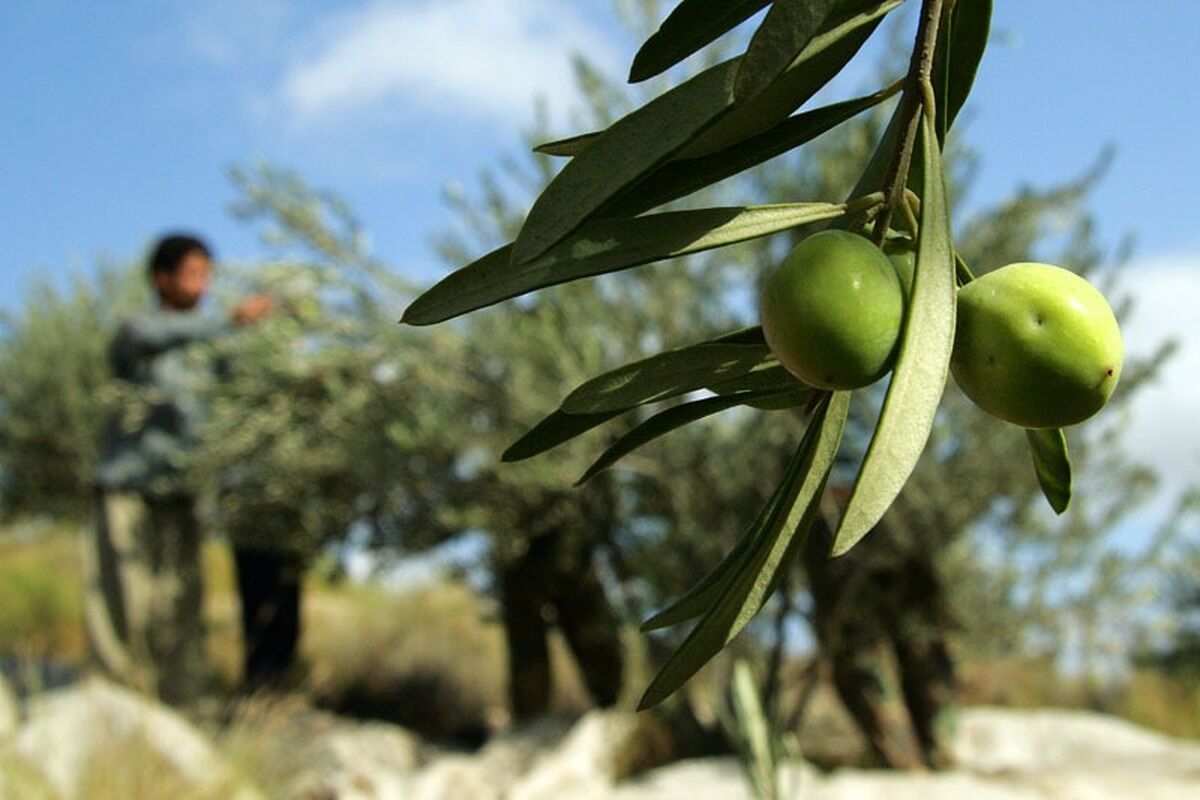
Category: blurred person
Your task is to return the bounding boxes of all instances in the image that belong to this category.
[85,233,271,704]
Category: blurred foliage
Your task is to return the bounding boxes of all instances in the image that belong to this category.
[0,0,1187,724]
[0,267,145,520]
[0,524,85,664]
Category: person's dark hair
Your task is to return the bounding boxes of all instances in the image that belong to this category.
[147,233,212,278]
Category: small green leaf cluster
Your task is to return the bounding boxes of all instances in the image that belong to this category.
[403,0,1122,707]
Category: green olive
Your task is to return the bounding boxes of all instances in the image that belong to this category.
[883,239,917,299]
[951,262,1123,428]
[759,230,904,390]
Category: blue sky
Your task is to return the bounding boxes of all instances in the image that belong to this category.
[2,0,1198,518]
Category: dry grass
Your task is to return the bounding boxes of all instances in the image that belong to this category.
[300,578,507,743]
[0,524,86,666]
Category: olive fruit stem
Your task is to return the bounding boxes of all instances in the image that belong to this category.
[870,0,946,246]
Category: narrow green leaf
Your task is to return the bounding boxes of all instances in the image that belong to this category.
[1026,427,1072,514]
[577,390,788,484]
[639,391,850,709]
[605,83,900,217]
[502,326,777,462]
[931,0,991,142]
[641,499,767,632]
[540,80,896,178]
[734,0,842,102]
[831,115,956,557]
[945,0,991,134]
[514,2,899,263]
[534,131,598,158]
[708,363,801,395]
[404,203,846,326]
[513,59,740,264]
[742,390,813,411]
[563,342,772,415]
[714,326,767,345]
[629,0,771,84]
[681,0,901,158]
[502,408,627,463]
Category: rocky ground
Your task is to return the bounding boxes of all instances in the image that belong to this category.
[2,673,1198,799]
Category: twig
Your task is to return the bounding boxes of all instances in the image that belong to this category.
[871,0,946,246]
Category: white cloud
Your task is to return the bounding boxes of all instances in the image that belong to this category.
[278,0,623,127]
[1116,250,1200,505]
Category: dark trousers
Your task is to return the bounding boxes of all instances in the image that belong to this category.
[233,548,302,688]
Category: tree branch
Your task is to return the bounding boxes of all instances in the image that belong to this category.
[871,0,946,245]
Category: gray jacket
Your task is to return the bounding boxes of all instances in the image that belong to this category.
[95,306,227,498]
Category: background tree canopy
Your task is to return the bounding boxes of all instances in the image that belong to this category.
[0,0,1193,735]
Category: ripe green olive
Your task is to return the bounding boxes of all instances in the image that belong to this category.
[759,230,904,390]
[883,239,916,299]
[951,262,1123,428]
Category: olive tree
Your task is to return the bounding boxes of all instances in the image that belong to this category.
[400,0,1144,716]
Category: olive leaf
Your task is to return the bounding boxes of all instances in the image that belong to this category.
[513,2,900,263]
[604,83,901,217]
[629,0,772,84]
[534,131,600,158]
[536,79,896,179]
[502,328,773,462]
[402,202,847,326]
[513,59,739,264]
[1026,427,1072,514]
[576,389,801,485]
[502,408,627,463]
[679,1,901,159]
[944,0,992,136]
[708,363,803,395]
[639,390,849,709]
[931,0,992,142]
[831,115,956,557]
[735,0,843,102]
[563,342,773,415]
[641,498,764,632]
[713,326,767,345]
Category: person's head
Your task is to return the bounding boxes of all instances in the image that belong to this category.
[148,233,212,310]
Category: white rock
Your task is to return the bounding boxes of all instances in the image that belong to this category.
[285,721,426,800]
[955,707,1200,775]
[410,754,502,800]
[0,672,17,741]
[14,677,247,799]
[512,710,640,800]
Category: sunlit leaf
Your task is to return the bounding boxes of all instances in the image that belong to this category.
[832,115,956,556]
[501,408,626,463]
[735,0,843,102]
[404,203,847,325]
[514,2,899,263]
[680,1,901,159]
[563,342,772,415]
[605,83,901,217]
[1026,427,1072,514]
[639,390,849,708]
[513,60,739,264]
[576,389,796,484]
[629,0,771,84]
[708,363,802,395]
